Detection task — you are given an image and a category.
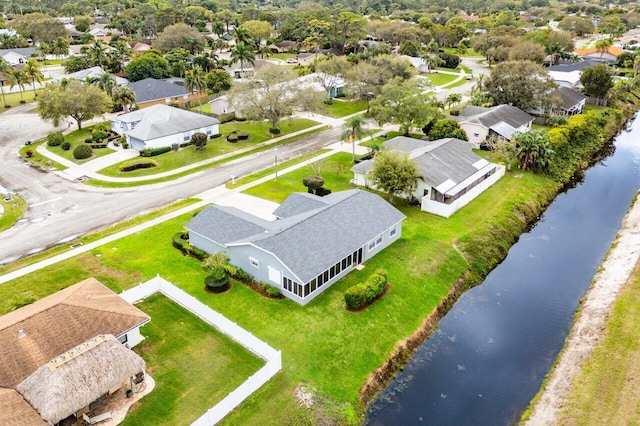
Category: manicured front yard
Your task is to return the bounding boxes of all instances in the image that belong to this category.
[323,100,368,118]
[121,294,264,426]
[0,196,27,233]
[424,72,459,86]
[44,123,116,164]
[97,118,319,178]
[0,89,40,112]
[0,152,557,424]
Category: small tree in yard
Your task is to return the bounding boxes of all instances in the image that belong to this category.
[513,130,554,172]
[369,150,420,203]
[428,119,468,141]
[191,132,208,151]
[303,175,325,195]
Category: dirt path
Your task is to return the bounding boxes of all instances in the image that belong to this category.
[524,193,640,424]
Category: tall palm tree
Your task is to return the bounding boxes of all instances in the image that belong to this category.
[341,114,368,163]
[446,93,462,110]
[0,58,11,108]
[82,41,108,68]
[24,59,44,97]
[212,21,225,37]
[51,36,70,60]
[8,69,29,103]
[233,27,252,46]
[112,86,136,113]
[231,42,255,79]
[422,53,445,73]
[184,67,207,110]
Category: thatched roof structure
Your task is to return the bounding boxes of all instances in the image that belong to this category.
[0,277,149,389]
[0,388,47,425]
[17,334,145,425]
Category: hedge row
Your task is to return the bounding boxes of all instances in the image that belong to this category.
[119,159,158,172]
[140,146,172,157]
[344,269,388,310]
[172,232,207,259]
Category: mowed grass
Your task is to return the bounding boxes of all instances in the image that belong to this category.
[242,152,355,202]
[424,72,458,86]
[44,123,115,164]
[0,196,27,233]
[0,155,557,424]
[121,294,264,426]
[0,89,39,112]
[557,259,640,425]
[323,100,368,118]
[97,118,319,177]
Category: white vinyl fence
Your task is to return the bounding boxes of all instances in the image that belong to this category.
[120,276,282,425]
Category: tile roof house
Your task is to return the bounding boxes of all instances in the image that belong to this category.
[53,65,130,86]
[110,104,220,150]
[0,278,149,425]
[126,77,205,109]
[455,104,534,147]
[351,137,505,217]
[573,45,624,64]
[0,47,36,66]
[185,190,406,305]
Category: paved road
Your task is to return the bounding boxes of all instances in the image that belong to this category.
[0,107,344,265]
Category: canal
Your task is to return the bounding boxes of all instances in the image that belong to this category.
[367,116,640,425]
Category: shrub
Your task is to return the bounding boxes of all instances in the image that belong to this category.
[60,141,71,151]
[227,133,238,143]
[25,149,33,158]
[437,52,461,69]
[191,132,208,150]
[237,131,249,140]
[73,144,93,160]
[315,187,332,197]
[179,140,192,147]
[119,159,158,172]
[269,127,281,134]
[344,269,388,310]
[259,282,281,297]
[84,138,93,143]
[47,132,64,147]
[205,268,230,292]
[210,133,222,139]
[91,129,108,141]
[232,268,254,284]
[140,146,172,157]
[172,231,207,259]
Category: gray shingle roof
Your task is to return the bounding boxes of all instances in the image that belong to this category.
[383,136,429,152]
[186,190,406,284]
[557,86,587,110]
[548,60,599,72]
[351,137,491,191]
[272,192,330,218]
[54,66,129,86]
[127,78,188,103]
[115,104,219,141]
[0,47,36,57]
[459,104,533,129]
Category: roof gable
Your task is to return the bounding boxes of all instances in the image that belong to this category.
[127,78,189,103]
[459,104,533,129]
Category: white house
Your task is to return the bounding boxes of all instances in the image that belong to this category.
[110,104,220,150]
[455,104,534,147]
[548,60,598,89]
[0,47,36,66]
[53,66,130,86]
[351,137,505,218]
[185,190,406,305]
[401,55,429,73]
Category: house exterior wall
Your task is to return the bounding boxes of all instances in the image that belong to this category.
[126,124,219,149]
[460,122,488,147]
[189,232,226,254]
[119,327,145,348]
[420,165,505,217]
[2,52,27,66]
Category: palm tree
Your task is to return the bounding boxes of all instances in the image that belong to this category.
[422,53,445,73]
[0,57,11,108]
[231,42,255,79]
[233,27,252,46]
[112,86,136,113]
[83,41,108,68]
[8,69,29,103]
[425,38,440,54]
[446,93,462,110]
[52,36,70,60]
[90,72,117,97]
[212,21,225,37]
[594,37,613,60]
[24,59,44,97]
[341,114,369,163]
[184,67,207,110]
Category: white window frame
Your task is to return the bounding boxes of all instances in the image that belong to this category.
[249,257,260,268]
[389,226,397,238]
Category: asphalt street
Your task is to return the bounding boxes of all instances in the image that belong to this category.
[0,106,343,264]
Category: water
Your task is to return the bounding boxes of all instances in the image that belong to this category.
[367,117,640,426]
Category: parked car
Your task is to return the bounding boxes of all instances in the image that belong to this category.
[286,58,298,64]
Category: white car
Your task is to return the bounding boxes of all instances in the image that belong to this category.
[286,58,298,64]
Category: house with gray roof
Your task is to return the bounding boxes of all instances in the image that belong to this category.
[53,66,129,86]
[110,104,220,150]
[185,190,405,305]
[351,137,505,217]
[126,78,196,109]
[0,47,36,66]
[455,104,534,147]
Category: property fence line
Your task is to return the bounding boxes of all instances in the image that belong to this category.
[120,276,282,425]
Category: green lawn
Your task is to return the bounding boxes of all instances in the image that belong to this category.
[97,118,319,178]
[555,260,640,425]
[190,103,212,114]
[441,47,482,57]
[45,123,116,164]
[267,53,297,61]
[121,294,264,426]
[444,78,468,89]
[243,152,355,202]
[0,89,40,112]
[0,196,27,233]
[323,100,368,118]
[19,142,67,171]
[361,131,422,148]
[0,155,557,424]
[425,73,459,86]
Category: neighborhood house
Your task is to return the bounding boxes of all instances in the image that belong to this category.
[126,78,205,109]
[186,190,406,305]
[0,278,149,425]
[110,104,220,150]
[455,104,534,147]
[351,137,505,217]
